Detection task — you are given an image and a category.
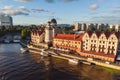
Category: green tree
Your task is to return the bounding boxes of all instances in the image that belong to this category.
[21,29,27,39]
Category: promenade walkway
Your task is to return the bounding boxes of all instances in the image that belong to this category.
[27,45,120,70]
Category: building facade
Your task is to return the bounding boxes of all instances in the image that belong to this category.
[31,30,44,44]
[81,31,120,62]
[0,15,13,26]
[53,34,83,53]
[109,24,120,32]
[73,23,109,31]
[45,19,57,44]
[30,18,62,48]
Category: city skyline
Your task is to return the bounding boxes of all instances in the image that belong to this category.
[0,0,119,25]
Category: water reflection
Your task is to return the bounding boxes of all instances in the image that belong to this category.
[0,44,119,80]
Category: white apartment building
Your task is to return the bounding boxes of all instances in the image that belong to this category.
[0,15,13,26]
[73,23,109,31]
[109,24,120,32]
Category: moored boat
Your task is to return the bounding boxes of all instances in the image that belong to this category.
[4,39,10,43]
[69,59,79,64]
[20,48,28,53]
[40,49,50,57]
[13,40,20,43]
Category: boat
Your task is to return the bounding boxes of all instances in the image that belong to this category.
[4,39,10,43]
[40,51,49,57]
[13,39,20,43]
[69,59,79,64]
[20,48,28,53]
[40,49,49,57]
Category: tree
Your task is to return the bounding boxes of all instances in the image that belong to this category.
[21,29,27,39]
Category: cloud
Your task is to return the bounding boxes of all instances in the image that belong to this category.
[14,0,31,2]
[61,0,78,2]
[0,5,29,16]
[18,6,30,12]
[89,4,99,10]
[91,16,120,24]
[117,6,120,8]
[110,10,120,14]
[98,0,104,2]
[32,8,54,14]
[45,0,54,3]
[32,8,48,12]
[44,0,78,3]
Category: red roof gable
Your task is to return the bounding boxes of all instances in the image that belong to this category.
[31,30,44,36]
[85,31,120,39]
[54,34,83,41]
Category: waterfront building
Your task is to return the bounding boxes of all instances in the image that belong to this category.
[0,15,13,26]
[81,31,120,62]
[30,19,62,48]
[53,34,83,53]
[31,30,44,44]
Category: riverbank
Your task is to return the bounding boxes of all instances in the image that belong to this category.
[27,45,120,71]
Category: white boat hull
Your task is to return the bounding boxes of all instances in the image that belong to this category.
[20,48,27,53]
[69,59,79,64]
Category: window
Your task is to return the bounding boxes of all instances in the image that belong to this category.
[103,41,105,43]
[113,42,114,44]
[100,41,101,43]
[109,42,111,44]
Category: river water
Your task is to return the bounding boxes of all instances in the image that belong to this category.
[0,44,119,80]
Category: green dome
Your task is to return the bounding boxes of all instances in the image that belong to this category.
[51,18,57,23]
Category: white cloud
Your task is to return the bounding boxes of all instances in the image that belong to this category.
[44,0,78,3]
[0,5,29,16]
[32,8,54,14]
[14,0,31,2]
[62,0,78,2]
[18,6,30,12]
[92,16,120,24]
[89,4,99,10]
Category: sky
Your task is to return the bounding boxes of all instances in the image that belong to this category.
[0,0,120,25]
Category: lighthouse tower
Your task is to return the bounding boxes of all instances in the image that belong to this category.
[45,19,57,45]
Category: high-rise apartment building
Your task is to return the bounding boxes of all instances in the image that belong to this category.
[0,15,13,26]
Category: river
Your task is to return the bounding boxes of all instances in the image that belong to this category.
[0,44,119,80]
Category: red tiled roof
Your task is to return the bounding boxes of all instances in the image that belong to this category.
[85,31,120,39]
[86,31,93,37]
[82,50,115,58]
[115,32,120,39]
[31,30,44,36]
[54,34,83,41]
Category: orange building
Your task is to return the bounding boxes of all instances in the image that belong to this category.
[53,34,83,53]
